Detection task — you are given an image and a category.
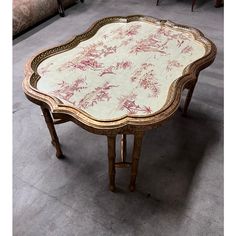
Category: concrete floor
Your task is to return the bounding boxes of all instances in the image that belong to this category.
[13,0,223,235]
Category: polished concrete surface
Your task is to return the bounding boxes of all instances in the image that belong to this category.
[13,0,223,235]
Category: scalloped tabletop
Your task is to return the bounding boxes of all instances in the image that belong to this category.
[36,20,206,120]
[23,16,216,133]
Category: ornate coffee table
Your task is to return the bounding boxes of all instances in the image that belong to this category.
[23,15,216,192]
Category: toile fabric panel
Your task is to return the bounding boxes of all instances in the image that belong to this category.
[37,21,205,120]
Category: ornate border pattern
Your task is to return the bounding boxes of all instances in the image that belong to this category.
[23,15,217,135]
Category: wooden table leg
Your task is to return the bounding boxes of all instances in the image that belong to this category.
[41,107,64,159]
[129,132,144,192]
[107,135,116,192]
[57,0,65,17]
[120,134,127,163]
[183,81,196,116]
[192,0,197,11]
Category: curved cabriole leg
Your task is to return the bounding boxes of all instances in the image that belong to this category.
[41,107,64,159]
[107,135,116,192]
[183,81,196,116]
[129,132,144,192]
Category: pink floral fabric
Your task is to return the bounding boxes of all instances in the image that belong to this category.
[37,21,205,120]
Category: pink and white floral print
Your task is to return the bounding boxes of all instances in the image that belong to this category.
[117,92,152,115]
[156,26,190,41]
[112,24,141,40]
[51,77,87,102]
[78,82,118,109]
[81,42,117,59]
[112,24,142,48]
[58,42,117,72]
[177,39,184,48]
[37,21,206,120]
[38,62,54,75]
[130,26,192,55]
[130,63,160,97]
[181,45,193,55]
[99,60,132,77]
[166,60,183,72]
[130,34,169,55]
[60,58,103,71]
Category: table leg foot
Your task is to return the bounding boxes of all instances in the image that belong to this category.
[41,107,64,159]
[56,153,65,159]
[129,178,136,192]
[107,135,116,192]
[109,182,116,192]
[57,0,65,17]
[129,132,144,192]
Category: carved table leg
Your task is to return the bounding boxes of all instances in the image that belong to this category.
[129,132,144,192]
[107,135,116,192]
[120,134,127,163]
[41,107,64,159]
[183,81,196,116]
